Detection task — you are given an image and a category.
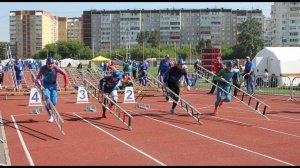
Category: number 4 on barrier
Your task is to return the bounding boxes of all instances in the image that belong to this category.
[124,87,135,103]
[76,86,89,104]
[29,87,43,106]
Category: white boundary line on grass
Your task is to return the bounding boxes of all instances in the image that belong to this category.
[127,110,295,166]
[73,112,166,166]
[11,115,34,166]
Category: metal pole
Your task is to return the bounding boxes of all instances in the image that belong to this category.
[143,40,145,61]
[110,14,112,60]
[190,42,192,65]
[92,39,95,58]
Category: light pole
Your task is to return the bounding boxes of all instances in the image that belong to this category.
[174,42,176,62]
[143,39,145,61]
[92,39,95,58]
[189,41,192,65]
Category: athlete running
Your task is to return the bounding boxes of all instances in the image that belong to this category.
[36,57,69,122]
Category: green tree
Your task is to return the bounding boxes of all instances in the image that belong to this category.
[177,44,190,60]
[0,42,7,60]
[33,40,93,60]
[196,39,212,54]
[147,31,160,48]
[237,18,264,58]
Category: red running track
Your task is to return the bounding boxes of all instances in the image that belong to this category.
[0,87,299,166]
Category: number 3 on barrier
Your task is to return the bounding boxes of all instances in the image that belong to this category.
[124,87,135,103]
[76,86,89,104]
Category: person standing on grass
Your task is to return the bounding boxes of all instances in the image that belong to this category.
[213,61,238,115]
[244,56,255,95]
[138,59,149,86]
[36,57,69,122]
[0,60,4,89]
[263,69,269,87]
[163,59,191,115]
[131,60,138,79]
[99,70,123,118]
[158,54,172,83]
[232,68,241,97]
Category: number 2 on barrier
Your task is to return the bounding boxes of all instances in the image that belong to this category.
[124,87,135,103]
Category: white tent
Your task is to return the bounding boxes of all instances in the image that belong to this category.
[60,58,80,67]
[253,47,300,86]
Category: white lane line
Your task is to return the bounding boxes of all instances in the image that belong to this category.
[215,115,300,138]
[0,112,11,165]
[11,115,34,166]
[223,105,300,122]
[223,115,300,124]
[72,113,166,166]
[269,114,300,121]
[128,110,295,166]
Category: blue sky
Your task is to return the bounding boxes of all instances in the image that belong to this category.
[0,2,273,42]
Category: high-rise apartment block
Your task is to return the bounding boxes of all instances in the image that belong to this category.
[9,10,58,58]
[58,17,83,42]
[82,8,263,55]
[270,2,300,46]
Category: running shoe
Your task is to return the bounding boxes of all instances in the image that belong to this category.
[48,116,54,122]
[219,101,223,108]
[212,108,218,115]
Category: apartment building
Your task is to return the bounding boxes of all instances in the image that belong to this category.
[58,17,82,42]
[271,2,300,46]
[82,8,263,55]
[58,17,68,41]
[263,17,272,47]
[9,10,58,58]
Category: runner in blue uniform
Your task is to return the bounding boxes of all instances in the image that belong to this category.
[163,59,191,114]
[14,56,24,91]
[99,70,123,118]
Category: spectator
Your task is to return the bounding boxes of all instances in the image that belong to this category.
[138,59,149,86]
[131,60,138,79]
[0,60,4,89]
[158,54,172,83]
[77,62,83,76]
[243,56,255,95]
[232,68,241,97]
[263,69,269,87]
[193,59,200,72]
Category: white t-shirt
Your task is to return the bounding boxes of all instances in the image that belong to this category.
[263,72,269,82]
[0,63,3,72]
